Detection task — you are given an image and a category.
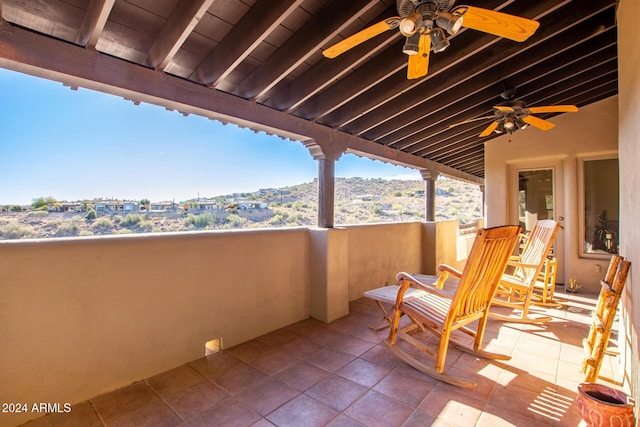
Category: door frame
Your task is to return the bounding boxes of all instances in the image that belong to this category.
[508,159,565,283]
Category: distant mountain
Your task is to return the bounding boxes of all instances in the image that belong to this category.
[0,177,482,239]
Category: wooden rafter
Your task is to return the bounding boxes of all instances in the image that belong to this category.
[76,0,115,48]
[146,0,215,71]
[191,0,305,87]
[235,0,381,100]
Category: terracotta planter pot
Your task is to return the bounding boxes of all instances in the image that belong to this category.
[577,383,636,427]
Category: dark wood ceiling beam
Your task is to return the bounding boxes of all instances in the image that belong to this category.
[348,1,616,138]
[0,20,482,184]
[400,58,617,153]
[75,0,115,48]
[235,0,381,101]
[146,0,214,71]
[519,72,618,109]
[438,148,484,167]
[191,0,304,87]
[293,39,407,119]
[295,0,511,122]
[395,40,618,150]
[266,6,400,112]
[320,0,576,129]
[388,40,618,151]
[426,82,618,162]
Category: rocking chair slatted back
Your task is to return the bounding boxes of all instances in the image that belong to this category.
[448,225,523,324]
[516,220,559,283]
[490,219,560,323]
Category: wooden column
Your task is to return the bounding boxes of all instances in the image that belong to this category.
[303,138,345,228]
[318,158,335,228]
[420,169,438,222]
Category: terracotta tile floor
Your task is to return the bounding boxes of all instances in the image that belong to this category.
[23,291,618,427]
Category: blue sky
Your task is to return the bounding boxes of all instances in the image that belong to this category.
[0,68,418,205]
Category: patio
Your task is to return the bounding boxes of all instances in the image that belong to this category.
[23,291,610,427]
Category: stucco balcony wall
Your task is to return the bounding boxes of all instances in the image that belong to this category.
[0,221,464,426]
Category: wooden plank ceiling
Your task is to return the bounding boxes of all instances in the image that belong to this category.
[0,0,618,182]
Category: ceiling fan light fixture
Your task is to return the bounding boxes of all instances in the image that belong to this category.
[402,33,421,55]
[399,13,422,36]
[436,11,463,35]
[503,118,515,131]
[429,27,449,53]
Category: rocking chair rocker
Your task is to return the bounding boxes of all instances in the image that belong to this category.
[387,225,521,388]
[490,219,560,323]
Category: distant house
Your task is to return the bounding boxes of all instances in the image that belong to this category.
[238,202,267,210]
[150,202,175,212]
[94,202,108,212]
[122,201,138,212]
[197,201,220,211]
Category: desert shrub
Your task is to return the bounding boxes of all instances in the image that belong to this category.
[2,223,34,239]
[117,229,133,234]
[27,210,49,218]
[291,201,308,210]
[121,213,142,227]
[286,212,304,224]
[92,217,113,230]
[79,230,94,237]
[57,218,81,235]
[10,205,23,212]
[85,209,97,220]
[138,220,153,231]
[194,212,215,228]
[269,214,284,225]
[368,204,384,215]
[182,212,215,229]
[225,214,245,228]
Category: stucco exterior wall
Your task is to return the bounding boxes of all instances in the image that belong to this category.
[485,95,619,292]
[0,229,311,425]
[345,222,424,300]
[0,221,462,425]
[617,0,640,411]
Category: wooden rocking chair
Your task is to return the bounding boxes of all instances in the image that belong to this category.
[489,219,560,323]
[387,225,521,388]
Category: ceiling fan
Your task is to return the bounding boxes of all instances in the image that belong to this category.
[322,0,540,79]
[450,88,579,136]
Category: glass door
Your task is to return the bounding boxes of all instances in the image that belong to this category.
[518,169,554,232]
[509,162,564,283]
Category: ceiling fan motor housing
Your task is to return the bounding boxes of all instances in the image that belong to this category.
[397,0,457,17]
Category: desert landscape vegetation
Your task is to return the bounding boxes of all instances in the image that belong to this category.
[0,177,482,240]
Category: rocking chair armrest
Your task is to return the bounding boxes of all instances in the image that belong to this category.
[395,271,452,299]
[436,264,462,279]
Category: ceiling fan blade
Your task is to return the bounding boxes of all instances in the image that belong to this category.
[494,106,514,112]
[449,115,496,127]
[407,33,430,79]
[323,17,400,58]
[480,121,500,137]
[527,105,579,114]
[523,115,556,131]
[454,6,540,42]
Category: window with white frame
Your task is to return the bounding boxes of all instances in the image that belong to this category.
[579,156,619,257]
